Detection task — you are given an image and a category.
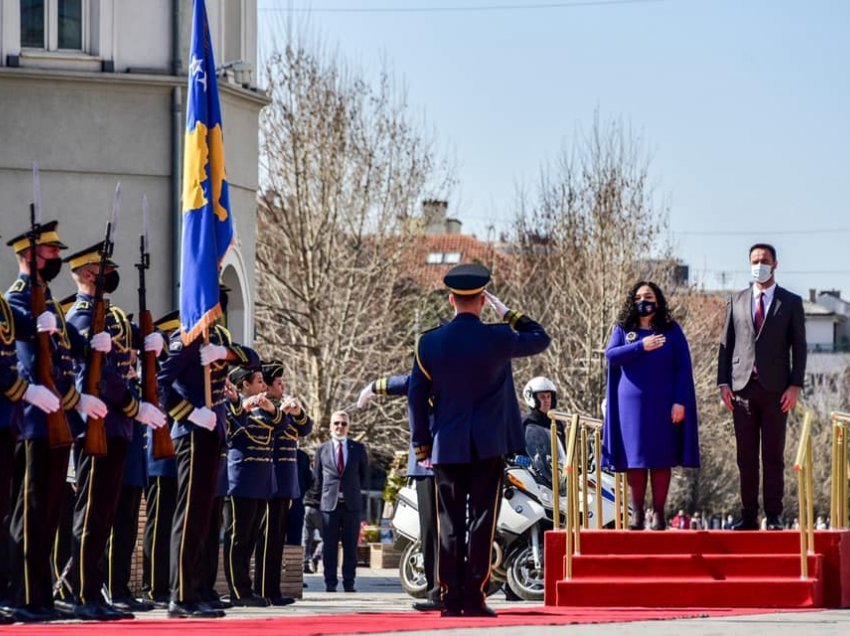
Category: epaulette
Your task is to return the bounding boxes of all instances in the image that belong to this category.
[74,300,92,311]
[168,337,183,352]
[7,280,25,294]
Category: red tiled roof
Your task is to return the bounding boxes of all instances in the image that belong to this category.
[400,234,512,293]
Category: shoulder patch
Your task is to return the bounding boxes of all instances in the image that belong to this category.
[75,300,91,311]
[169,339,183,352]
[8,280,25,294]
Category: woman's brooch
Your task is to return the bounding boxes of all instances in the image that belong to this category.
[626,331,638,343]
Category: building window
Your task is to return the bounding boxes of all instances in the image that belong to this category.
[426,252,443,264]
[20,0,45,48]
[443,252,461,264]
[20,0,85,52]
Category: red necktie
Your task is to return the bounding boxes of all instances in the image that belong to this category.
[754,292,765,334]
[337,442,344,474]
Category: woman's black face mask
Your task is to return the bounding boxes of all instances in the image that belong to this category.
[635,300,657,317]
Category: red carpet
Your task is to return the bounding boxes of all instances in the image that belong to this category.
[0,607,810,635]
[544,530,850,608]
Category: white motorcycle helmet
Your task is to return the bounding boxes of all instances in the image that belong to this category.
[522,376,557,410]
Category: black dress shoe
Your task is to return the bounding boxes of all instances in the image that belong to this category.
[167,601,198,619]
[267,596,296,607]
[440,608,463,617]
[731,517,759,530]
[195,602,226,618]
[343,586,356,593]
[74,602,116,621]
[628,509,645,531]
[463,604,498,618]
[13,606,54,623]
[53,599,77,617]
[412,599,444,612]
[325,585,337,592]
[766,515,784,530]
[230,595,270,608]
[0,609,12,625]
[100,604,135,620]
[203,597,232,610]
[651,519,667,531]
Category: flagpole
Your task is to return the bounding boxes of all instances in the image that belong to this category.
[203,327,212,408]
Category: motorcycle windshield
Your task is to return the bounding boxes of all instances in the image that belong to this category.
[525,423,566,490]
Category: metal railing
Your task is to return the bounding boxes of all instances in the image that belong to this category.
[831,411,850,530]
[793,409,815,579]
[548,409,630,580]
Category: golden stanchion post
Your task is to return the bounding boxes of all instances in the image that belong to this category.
[581,426,589,529]
[573,442,582,555]
[622,477,630,529]
[794,410,813,579]
[594,430,603,529]
[832,421,840,529]
[550,418,561,531]
[614,473,623,530]
[806,435,815,553]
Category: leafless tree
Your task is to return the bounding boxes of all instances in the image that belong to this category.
[254,39,451,463]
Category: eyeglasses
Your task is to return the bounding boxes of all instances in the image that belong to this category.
[331,421,348,426]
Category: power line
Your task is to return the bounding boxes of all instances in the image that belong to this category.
[258,0,669,15]
[674,228,850,237]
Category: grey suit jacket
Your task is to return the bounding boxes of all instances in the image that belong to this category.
[717,285,807,392]
[313,439,369,513]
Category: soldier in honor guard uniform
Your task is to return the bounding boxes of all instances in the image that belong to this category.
[157,300,259,619]
[254,361,311,605]
[141,311,181,607]
[358,374,441,611]
[221,366,275,606]
[63,243,167,620]
[5,222,115,623]
[408,264,550,617]
[106,352,155,612]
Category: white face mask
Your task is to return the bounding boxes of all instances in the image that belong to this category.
[331,432,347,442]
[751,263,773,284]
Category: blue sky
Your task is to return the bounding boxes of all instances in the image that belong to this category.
[257,0,850,295]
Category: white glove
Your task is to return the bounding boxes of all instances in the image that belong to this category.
[22,384,60,413]
[483,290,509,319]
[136,402,167,429]
[76,393,108,419]
[36,311,57,335]
[200,344,228,366]
[187,406,217,431]
[90,331,112,353]
[144,332,165,357]
[357,383,375,409]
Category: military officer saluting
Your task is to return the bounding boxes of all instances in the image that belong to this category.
[254,361,311,606]
[408,263,550,618]
[157,297,259,619]
[63,242,167,621]
[5,222,113,623]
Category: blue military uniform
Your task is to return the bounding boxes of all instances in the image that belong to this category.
[157,322,258,607]
[141,311,180,604]
[407,263,550,615]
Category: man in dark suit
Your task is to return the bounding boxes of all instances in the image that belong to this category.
[717,243,807,531]
[313,411,368,593]
[408,263,550,617]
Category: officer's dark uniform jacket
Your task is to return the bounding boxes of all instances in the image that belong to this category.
[0,296,34,433]
[225,399,276,499]
[271,405,312,500]
[146,422,178,478]
[123,409,148,488]
[65,293,141,440]
[157,323,259,442]
[409,310,551,464]
[6,274,89,439]
[374,374,433,478]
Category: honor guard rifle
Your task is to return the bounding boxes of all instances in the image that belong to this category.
[139,196,175,459]
[28,163,72,448]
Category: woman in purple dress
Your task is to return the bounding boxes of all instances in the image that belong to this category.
[602,281,699,530]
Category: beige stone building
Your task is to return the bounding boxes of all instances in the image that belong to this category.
[0,0,268,344]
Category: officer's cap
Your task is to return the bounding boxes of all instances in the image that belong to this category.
[63,241,118,271]
[443,263,491,296]
[228,366,256,387]
[154,310,180,336]
[6,220,67,254]
[262,360,284,384]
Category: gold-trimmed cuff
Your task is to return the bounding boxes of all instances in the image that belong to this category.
[229,401,244,417]
[168,399,193,421]
[122,397,140,419]
[271,407,284,425]
[292,410,308,426]
[4,376,28,402]
[504,309,523,329]
[62,387,81,411]
[413,444,432,462]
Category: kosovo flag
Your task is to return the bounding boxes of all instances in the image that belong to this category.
[179,0,232,345]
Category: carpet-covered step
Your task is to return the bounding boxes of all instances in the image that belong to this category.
[570,553,823,579]
[556,576,823,608]
[572,530,806,555]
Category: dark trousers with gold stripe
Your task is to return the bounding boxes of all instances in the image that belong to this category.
[414,476,441,602]
[433,456,503,612]
[223,496,264,599]
[169,430,221,604]
[67,437,128,604]
[52,482,76,601]
[9,439,71,609]
[253,497,290,600]
[0,428,15,600]
[141,476,176,601]
[105,485,142,600]
[199,496,224,601]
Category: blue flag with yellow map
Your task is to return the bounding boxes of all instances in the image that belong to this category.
[180,0,232,344]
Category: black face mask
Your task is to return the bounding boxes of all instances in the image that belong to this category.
[103,270,120,294]
[635,300,657,317]
[39,258,62,283]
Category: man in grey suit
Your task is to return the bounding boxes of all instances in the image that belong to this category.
[313,411,368,592]
[717,243,807,530]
